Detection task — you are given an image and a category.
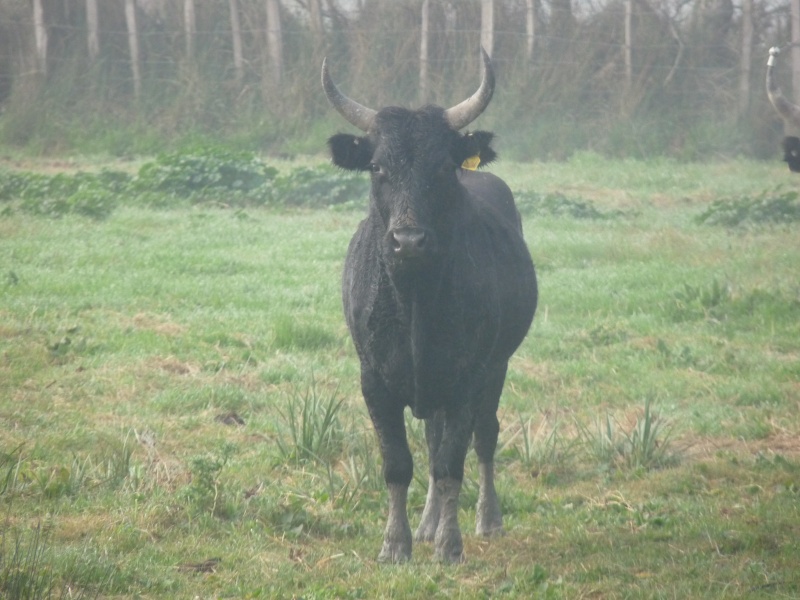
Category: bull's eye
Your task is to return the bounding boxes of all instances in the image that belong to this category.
[369,163,383,175]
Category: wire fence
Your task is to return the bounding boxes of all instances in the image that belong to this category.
[0,2,793,159]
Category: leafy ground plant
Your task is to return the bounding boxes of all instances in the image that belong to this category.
[186,442,238,517]
[696,188,800,227]
[515,191,625,219]
[0,149,371,217]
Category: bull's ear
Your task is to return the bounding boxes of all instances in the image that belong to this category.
[454,130,497,168]
[782,136,800,172]
[328,133,373,171]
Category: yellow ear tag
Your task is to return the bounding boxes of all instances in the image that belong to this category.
[462,155,481,171]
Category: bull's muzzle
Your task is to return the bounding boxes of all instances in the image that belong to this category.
[389,227,430,260]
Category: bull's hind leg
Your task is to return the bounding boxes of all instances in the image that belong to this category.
[473,363,508,536]
[362,371,414,563]
[415,412,444,543]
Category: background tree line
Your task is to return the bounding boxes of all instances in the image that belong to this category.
[0,0,798,160]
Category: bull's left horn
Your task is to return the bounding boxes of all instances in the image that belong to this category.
[444,47,496,131]
[322,57,377,132]
[767,46,800,127]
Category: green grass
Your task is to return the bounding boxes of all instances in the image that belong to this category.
[1,156,799,598]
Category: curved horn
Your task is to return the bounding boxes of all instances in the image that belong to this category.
[767,47,800,127]
[321,57,377,132]
[444,47,496,130]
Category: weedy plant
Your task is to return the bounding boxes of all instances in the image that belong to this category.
[578,398,679,471]
[275,380,345,465]
[186,442,238,517]
[500,414,576,479]
[669,278,732,322]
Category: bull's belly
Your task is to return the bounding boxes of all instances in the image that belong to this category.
[368,336,490,418]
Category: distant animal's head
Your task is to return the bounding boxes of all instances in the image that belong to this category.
[767,47,800,172]
[323,49,497,271]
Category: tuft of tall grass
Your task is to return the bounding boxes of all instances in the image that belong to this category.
[0,521,54,600]
[275,379,345,465]
[0,517,111,599]
[578,398,679,471]
[500,414,576,479]
[0,444,24,497]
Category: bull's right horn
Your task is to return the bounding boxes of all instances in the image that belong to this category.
[322,57,377,132]
[767,46,800,127]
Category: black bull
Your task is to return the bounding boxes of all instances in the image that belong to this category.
[323,49,538,563]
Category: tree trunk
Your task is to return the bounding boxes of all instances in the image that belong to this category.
[229,0,245,85]
[124,0,141,100]
[420,0,430,104]
[308,0,325,67]
[86,0,99,64]
[481,0,494,57]
[624,0,633,90]
[550,0,574,54]
[792,0,800,102]
[184,0,197,63]
[525,0,536,63]
[309,0,324,45]
[738,0,753,117]
[33,0,48,76]
[266,0,283,86]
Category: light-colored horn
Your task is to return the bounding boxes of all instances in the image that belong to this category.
[767,47,800,127]
[321,57,377,132]
[444,47,496,131]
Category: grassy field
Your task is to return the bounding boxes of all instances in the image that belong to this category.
[1,154,799,598]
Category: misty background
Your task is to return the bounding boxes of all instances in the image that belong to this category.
[0,0,797,161]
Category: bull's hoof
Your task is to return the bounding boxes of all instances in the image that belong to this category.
[434,543,465,564]
[377,538,411,564]
[476,523,505,537]
[414,524,436,543]
[378,545,411,565]
[414,512,439,542]
[475,511,504,537]
[434,528,464,564]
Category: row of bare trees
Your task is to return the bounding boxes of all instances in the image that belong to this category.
[26,0,284,92]
[2,0,800,158]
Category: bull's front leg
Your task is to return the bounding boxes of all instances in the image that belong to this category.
[362,370,414,563]
[430,406,474,563]
[381,483,412,563]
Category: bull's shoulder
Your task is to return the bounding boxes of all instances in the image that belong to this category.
[457,169,521,232]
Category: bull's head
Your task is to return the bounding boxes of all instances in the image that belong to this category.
[766,47,800,172]
[323,49,498,271]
